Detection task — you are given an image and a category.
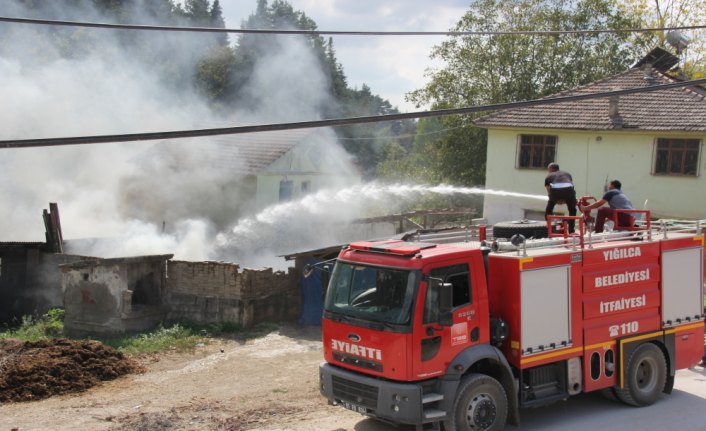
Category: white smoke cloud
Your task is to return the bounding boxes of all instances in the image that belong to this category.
[0,1,366,268]
[6,2,542,271]
[240,35,331,123]
[4,1,535,272]
[0,1,218,246]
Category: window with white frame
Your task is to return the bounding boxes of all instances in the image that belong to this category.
[653,138,701,176]
[518,134,556,169]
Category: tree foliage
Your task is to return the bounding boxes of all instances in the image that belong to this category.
[335,84,416,179]
[227,0,325,104]
[410,0,640,109]
[618,0,706,78]
[398,0,644,188]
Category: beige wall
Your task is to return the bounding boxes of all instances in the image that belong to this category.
[483,128,706,224]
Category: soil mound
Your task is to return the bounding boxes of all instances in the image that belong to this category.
[0,338,143,403]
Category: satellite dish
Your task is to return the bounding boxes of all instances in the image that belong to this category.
[666,31,690,54]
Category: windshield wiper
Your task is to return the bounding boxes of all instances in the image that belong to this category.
[368,320,400,331]
[325,310,354,324]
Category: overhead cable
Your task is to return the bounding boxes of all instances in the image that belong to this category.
[1,16,706,36]
[336,125,468,141]
[2,78,705,149]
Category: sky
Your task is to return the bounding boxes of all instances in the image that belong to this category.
[219,0,470,112]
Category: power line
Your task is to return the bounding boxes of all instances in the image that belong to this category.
[2,78,705,149]
[336,125,468,142]
[1,16,706,36]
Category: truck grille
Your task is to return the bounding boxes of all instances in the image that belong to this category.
[332,375,379,409]
[333,351,383,372]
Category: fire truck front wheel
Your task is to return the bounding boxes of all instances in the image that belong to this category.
[615,343,667,407]
[445,373,508,431]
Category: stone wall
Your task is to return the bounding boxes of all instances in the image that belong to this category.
[62,255,171,336]
[166,261,300,327]
[60,257,301,335]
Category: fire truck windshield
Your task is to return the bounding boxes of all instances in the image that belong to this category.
[324,262,418,326]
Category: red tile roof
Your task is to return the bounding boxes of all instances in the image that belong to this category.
[136,129,318,174]
[474,66,706,132]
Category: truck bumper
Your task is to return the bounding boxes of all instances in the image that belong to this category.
[319,361,426,426]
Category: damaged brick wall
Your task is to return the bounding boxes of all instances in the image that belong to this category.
[166,261,300,328]
[62,255,171,336]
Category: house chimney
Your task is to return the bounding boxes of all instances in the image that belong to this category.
[643,62,656,83]
[609,96,623,127]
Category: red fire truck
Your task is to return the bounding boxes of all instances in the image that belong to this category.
[318,218,704,430]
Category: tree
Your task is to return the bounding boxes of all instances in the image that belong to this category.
[325,37,349,100]
[229,0,323,101]
[399,0,642,188]
[410,0,639,108]
[195,45,237,107]
[336,84,416,178]
[210,0,229,46]
[184,0,211,25]
[619,0,706,78]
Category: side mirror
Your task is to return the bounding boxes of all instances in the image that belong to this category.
[302,259,336,278]
[438,282,453,327]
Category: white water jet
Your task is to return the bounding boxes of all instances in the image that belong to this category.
[383,184,548,201]
[212,183,547,268]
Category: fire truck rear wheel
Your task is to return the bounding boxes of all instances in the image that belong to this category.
[445,373,507,431]
[615,343,666,407]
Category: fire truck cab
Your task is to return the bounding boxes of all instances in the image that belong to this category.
[318,221,705,431]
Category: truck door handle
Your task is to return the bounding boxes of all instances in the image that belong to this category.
[426,326,442,336]
[471,326,479,341]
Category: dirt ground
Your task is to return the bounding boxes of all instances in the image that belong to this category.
[1,325,705,431]
[0,324,380,431]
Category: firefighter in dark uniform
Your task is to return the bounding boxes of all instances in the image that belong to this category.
[544,163,577,233]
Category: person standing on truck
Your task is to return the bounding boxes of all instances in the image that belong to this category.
[579,179,634,233]
[545,162,578,233]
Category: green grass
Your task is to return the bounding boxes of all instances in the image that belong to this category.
[101,323,205,355]
[0,310,274,355]
[0,308,65,341]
